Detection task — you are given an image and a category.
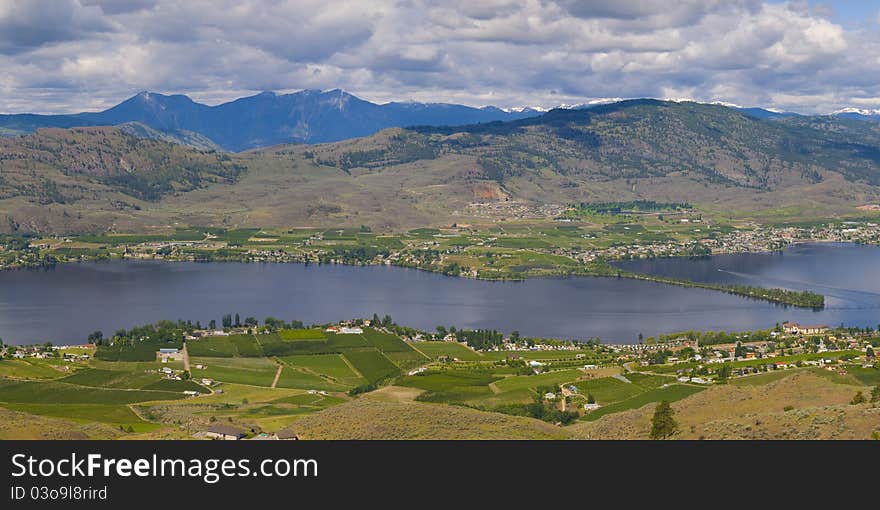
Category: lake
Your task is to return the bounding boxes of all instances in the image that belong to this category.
[2,242,879,345]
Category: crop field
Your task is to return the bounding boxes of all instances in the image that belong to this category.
[274,367,347,392]
[341,349,401,384]
[280,354,366,387]
[186,334,262,357]
[492,369,584,393]
[398,370,502,404]
[0,359,67,379]
[361,329,417,353]
[581,384,706,422]
[96,341,181,362]
[847,366,880,386]
[141,379,209,393]
[0,402,147,427]
[479,350,602,361]
[259,333,331,356]
[0,379,185,405]
[60,368,163,389]
[190,357,278,386]
[326,333,369,349]
[231,334,264,356]
[186,336,237,357]
[383,351,429,370]
[278,328,327,341]
[411,342,483,361]
[573,377,645,404]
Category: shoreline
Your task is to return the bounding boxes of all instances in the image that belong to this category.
[2,245,827,310]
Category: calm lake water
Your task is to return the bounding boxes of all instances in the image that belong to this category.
[2,242,879,345]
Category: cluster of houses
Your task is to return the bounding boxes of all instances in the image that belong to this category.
[201,424,298,441]
[5,344,93,361]
[782,322,830,336]
[324,325,363,335]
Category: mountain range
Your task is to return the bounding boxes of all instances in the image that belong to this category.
[0,90,542,151]
[3,89,879,154]
[3,97,880,234]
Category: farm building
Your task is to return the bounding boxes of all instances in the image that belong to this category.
[204,424,246,440]
[276,429,299,440]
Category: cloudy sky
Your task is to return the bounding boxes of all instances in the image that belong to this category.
[1,0,879,114]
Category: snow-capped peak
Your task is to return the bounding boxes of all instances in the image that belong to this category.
[833,107,880,116]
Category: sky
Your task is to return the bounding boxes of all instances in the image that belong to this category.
[1,0,879,114]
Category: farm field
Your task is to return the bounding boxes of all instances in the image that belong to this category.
[0,403,150,429]
[279,354,367,388]
[581,384,706,422]
[398,370,502,404]
[0,359,69,379]
[278,328,327,341]
[190,357,278,386]
[479,350,605,361]
[186,334,262,357]
[412,342,483,361]
[341,349,401,384]
[274,366,347,392]
[492,369,585,393]
[0,379,186,405]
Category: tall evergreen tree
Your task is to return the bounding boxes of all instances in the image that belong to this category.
[649,400,678,439]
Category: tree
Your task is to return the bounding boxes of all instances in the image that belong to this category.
[209,319,217,330]
[510,330,521,343]
[850,391,866,405]
[234,313,241,327]
[649,400,678,439]
[88,331,104,345]
[587,393,596,404]
[717,363,731,380]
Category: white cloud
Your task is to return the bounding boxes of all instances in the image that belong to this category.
[0,0,878,114]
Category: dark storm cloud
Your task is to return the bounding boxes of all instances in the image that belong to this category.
[0,1,878,115]
[0,0,114,54]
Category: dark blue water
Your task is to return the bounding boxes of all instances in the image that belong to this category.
[1,243,879,345]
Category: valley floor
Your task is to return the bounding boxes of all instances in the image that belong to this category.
[1,323,877,440]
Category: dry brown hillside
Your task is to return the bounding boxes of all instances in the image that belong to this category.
[287,398,569,440]
[569,372,879,440]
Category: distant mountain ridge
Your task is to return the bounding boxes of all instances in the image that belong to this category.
[0,89,542,151]
[5,98,880,234]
